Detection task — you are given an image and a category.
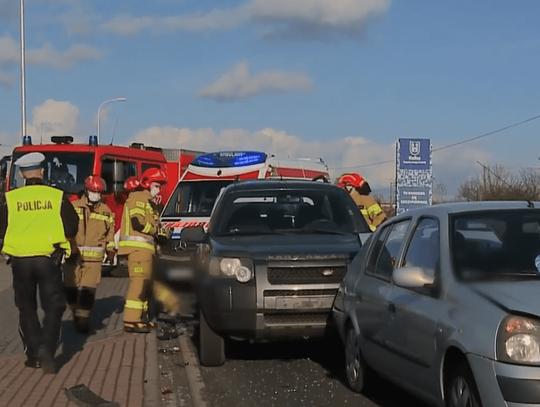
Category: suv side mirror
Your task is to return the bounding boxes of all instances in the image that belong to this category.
[182,225,207,243]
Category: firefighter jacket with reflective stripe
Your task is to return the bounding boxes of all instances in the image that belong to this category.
[350,190,387,232]
[2,185,71,257]
[118,190,158,255]
[72,197,115,262]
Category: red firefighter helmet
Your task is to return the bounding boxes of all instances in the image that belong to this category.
[85,175,106,192]
[139,168,167,190]
[124,176,140,192]
[337,173,366,189]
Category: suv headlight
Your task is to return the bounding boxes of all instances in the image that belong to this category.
[497,315,540,364]
[209,257,253,283]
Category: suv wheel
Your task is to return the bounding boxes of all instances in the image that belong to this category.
[199,311,225,366]
[345,324,368,393]
[445,362,482,407]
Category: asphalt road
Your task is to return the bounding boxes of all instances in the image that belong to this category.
[163,280,434,407]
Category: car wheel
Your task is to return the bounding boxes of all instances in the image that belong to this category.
[199,311,225,367]
[345,324,368,393]
[446,363,482,407]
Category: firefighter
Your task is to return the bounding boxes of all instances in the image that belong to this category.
[64,175,115,333]
[112,175,141,263]
[0,152,78,373]
[337,173,387,231]
[135,174,179,322]
[118,168,168,333]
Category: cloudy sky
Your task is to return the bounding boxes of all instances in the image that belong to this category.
[1,0,540,198]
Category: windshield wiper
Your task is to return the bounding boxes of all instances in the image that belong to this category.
[217,228,282,236]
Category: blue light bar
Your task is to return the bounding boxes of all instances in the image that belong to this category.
[191,151,267,168]
[89,135,98,146]
[23,135,32,145]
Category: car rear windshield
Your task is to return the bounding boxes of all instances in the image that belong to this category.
[162,180,234,217]
[451,209,540,280]
[10,151,94,194]
[213,188,369,235]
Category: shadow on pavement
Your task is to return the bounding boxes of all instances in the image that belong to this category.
[56,295,124,369]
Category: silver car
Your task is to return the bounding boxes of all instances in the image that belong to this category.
[332,201,540,407]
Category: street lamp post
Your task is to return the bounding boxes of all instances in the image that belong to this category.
[20,0,27,142]
[97,97,127,144]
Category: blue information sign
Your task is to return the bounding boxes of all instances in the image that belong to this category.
[397,186,431,214]
[398,139,431,170]
[396,138,432,214]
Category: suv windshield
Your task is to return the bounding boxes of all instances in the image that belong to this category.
[10,151,94,194]
[452,209,540,280]
[213,188,368,235]
[163,180,233,217]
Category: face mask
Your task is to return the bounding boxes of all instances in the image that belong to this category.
[150,186,161,198]
[87,191,101,203]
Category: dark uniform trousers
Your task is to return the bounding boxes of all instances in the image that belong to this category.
[11,256,66,359]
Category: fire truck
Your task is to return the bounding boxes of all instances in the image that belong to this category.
[159,150,331,281]
[6,135,203,264]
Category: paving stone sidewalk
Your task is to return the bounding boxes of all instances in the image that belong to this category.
[0,273,160,407]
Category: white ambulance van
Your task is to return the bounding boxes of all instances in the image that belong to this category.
[159,150,330,281]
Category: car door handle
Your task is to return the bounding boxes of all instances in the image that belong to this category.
[387,303,396,313]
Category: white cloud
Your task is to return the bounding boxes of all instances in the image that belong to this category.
[0,35,104,69]
[26,99,82,142]
[0,99,87,150]
[131,125,486,197]
[246,0,390,40]
[0,70,14,88]
[52,0,102,35]
[100,0,390,40]
[244,0,389,26]
[101,10,244,36]
[0,97,492,198]
[100,15,156,36]
[197,62,313,101]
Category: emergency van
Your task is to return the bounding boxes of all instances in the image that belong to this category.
[7,135,203,265]
[159,150,330,281]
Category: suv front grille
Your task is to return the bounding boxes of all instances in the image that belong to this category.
[267,266,347,284]
[264,313,330,324]
[263,289,337,297]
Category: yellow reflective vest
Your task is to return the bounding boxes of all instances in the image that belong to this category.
[2,185,71,257]
[118,190,158,255]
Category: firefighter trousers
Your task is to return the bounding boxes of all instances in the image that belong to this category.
[63,260,101,319]
[124,250,153,324]
[11,256,66,359]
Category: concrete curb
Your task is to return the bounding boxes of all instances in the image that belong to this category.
[179,333,209,407]
[144,330,161,407]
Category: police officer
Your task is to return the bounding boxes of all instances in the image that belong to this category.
[0,152,78,373]
[118,168,167,333]
[64,175,115,333]
[337,173,387,231]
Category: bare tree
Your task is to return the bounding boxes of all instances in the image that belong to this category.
[458,164,540,201]
[433,183,447,204]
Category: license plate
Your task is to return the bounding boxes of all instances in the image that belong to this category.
[274,296,333,309]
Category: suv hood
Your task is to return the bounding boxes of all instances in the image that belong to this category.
[211,234,361,259]
[469,279,540,315]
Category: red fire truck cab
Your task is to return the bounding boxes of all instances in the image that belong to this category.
[7,136,203,264]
